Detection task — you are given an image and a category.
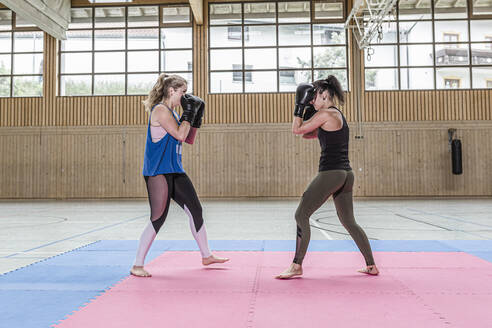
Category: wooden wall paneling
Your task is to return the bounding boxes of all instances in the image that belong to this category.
[363,128,384,196]
[0,99,6,126]
[59,127,122,198]
[363,93,368,121]
[407,92,413,121]
[40,131,61,198]
[373,92,379,121]
[1,0,492,199]
[486,91,491,120]
[441,91,446,120]
[414,92,420,121]
[0,132,20,197]
[349,136,365,196]
[234,94,240,123]
[440,91,446,121]
[1,122,492,198]
[381,92,387,121]
[473,91,479,120]
[424,91,429,120]
[482,90,489,120]
[431,90,437,121]
[123,127,147,196]
[447,91,453,120]
[372,92,378,121]
[435,91,441,120]
[0,128,55,198]
[453,91,458,120]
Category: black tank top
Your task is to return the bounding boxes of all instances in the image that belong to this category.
[317,106,351,172]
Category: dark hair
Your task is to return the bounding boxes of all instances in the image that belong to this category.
[312,75,345,106]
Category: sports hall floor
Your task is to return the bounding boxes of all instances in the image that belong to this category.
[1,199,492,327]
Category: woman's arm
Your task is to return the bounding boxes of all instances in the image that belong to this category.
[292,111,326,135]
[302,129,318,139]
[185,127,197,144]
[155,105,191,142]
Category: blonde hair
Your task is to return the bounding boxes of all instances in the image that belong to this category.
[142,73,187,112]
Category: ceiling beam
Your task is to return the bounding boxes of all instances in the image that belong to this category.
[189,0,203,25]
[0,0,70,40]
[415,0,427,8]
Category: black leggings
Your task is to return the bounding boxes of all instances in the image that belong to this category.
[144,173,203,234]
[293,170,375,266]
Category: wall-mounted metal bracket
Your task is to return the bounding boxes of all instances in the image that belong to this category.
[448,128,456,146]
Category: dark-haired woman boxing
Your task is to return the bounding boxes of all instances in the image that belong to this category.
[276,76,379,279]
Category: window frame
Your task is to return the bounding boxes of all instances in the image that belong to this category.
[59,3,194,97]
[444,76,462,88]
[0,9,43,98]
[468,0,492,19]
[364,0,492,91]
[208,0,349,94]
[443,32,460,42]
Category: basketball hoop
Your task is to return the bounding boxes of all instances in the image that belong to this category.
[344,0,398,51]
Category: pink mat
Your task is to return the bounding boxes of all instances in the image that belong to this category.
[54,252,492,328]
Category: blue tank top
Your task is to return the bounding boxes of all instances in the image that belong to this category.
[142,104,184,176]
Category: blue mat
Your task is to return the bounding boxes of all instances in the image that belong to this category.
[209,240,264,251]
[440,240,492,252]
[0,290,99,328]
[36,250,162,266]
[264,240,359,251]
[0,265,128,291]
[468,251,492,263]
[81,240,169,252]
[77,240,492,253]
[370,240,458,252]
[2,239,492,328]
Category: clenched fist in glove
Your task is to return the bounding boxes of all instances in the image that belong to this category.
[294,83,315,118]
[180,94,205,128]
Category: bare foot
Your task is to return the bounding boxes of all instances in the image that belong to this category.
[275,263,303,279]
[358,265,379,276]
[130,265,152,277]
[202,254,229,266]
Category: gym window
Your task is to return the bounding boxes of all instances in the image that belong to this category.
[364,0,492,90]
[0,9,43,98]
[59,4,193,96]
[208,1,348,94]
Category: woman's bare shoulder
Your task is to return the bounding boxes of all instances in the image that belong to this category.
[321,108,343,130]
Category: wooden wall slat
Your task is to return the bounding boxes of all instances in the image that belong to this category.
[0,1,491,199]
[1,122,491,198]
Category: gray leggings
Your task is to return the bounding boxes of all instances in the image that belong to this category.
[293,170,375,266]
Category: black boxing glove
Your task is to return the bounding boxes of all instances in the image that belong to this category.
[302,104,316,121]
[191,101,205,128]
[294,83,315,118]
[180,94,203,125]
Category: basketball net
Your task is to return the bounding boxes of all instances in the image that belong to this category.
[345,0,398,59]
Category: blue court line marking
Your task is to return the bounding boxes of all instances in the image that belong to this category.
[3,215,147,259]
[2,240,492,328]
